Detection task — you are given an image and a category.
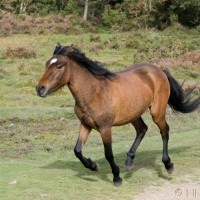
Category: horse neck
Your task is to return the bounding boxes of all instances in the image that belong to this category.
[67,59,106,105]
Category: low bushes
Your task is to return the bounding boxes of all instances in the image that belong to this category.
[0,13,94,36]
[152,51,200,70]
[103,31,198,60]
[2,46,36,59]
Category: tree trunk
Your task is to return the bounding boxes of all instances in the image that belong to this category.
[83,0,89,21]
[149,0,152,11]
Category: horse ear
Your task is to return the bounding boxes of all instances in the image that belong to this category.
[53,43,62,55]
[56,42,61,48]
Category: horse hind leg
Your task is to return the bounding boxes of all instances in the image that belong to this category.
[125,117,148,171]
[150,103,174,174]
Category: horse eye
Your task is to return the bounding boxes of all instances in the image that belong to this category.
[57,64,64,70]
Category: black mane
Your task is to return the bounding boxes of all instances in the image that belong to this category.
[53,45,116,78]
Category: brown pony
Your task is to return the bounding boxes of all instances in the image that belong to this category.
[36,43,200,186]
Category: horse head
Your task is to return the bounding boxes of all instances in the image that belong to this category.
[36,43,72,97]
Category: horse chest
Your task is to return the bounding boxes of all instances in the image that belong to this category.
[74,105,97,128]
[74,103,113,129]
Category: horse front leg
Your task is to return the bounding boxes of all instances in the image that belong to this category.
[74,122,99,172]
[100,127,122,186]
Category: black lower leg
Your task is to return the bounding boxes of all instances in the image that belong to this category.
[125,120,147,170]
[161,125,174,174]
[125,134,144,168]
[104,143,122,186]
[162,155,173,172]
[74,140,98,171]
[162,140,174,174]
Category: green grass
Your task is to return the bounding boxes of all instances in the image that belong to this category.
[0,106,74,123]
[0,129,199,200]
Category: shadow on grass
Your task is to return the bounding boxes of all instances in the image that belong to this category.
[41,146,190,184]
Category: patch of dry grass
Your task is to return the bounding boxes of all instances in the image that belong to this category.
[152,51,200,71]
[2,45,36,59]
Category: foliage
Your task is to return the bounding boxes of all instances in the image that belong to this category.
[0,12,96,36]
[0,0,78,15]
[102,0,200,30]
[103,4,127,30]
[0,0,200,30]
[153,0,200,29]
[103,0,154,30]
[172,0,200,27]
[0,0,100,16]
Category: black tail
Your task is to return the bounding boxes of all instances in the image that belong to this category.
[163,70,200,113]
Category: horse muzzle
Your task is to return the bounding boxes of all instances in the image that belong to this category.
[36,85,49,97]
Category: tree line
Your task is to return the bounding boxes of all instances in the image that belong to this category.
[0,0,109,16]
[0,0,200,29]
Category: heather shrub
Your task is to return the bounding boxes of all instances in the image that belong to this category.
[89,34,101,42]
[2,46,36,59]
[0,13,94,36]
[0,13,17,36]
[104,31,188,58]
[151,51,200,69]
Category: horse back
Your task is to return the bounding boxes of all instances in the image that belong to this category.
[116,64,169,89]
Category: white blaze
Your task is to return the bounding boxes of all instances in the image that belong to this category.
[50,58,58,64]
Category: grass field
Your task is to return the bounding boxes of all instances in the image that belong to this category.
[0,30,200,199]
[0,129,200,200]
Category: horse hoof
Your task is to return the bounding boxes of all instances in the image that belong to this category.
[113,177,122,187]
[91,163,99,172]
[125,164,134,171]
[95,164,99,172]
[167,163,174,174]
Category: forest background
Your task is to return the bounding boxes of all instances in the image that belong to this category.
[1,0,200,36]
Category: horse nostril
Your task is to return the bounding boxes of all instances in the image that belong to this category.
[40,85,45,91]
[36,85,46,95]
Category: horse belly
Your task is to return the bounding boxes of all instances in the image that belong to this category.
[113,103,149,126]
[112,84,152,126]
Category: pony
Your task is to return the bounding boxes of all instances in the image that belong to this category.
[36,43,200,186]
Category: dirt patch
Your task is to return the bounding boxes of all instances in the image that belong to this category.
[135,174,200,200]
